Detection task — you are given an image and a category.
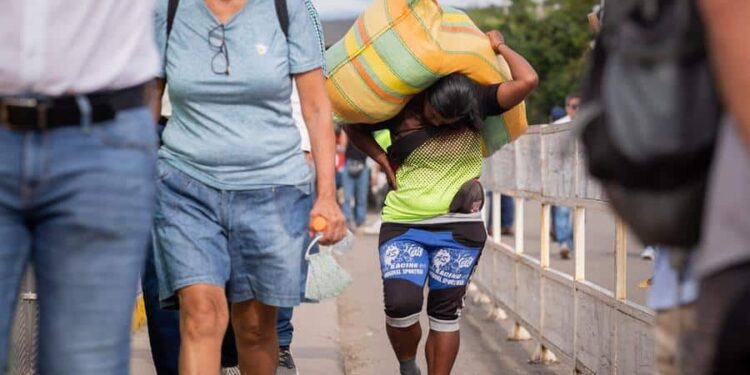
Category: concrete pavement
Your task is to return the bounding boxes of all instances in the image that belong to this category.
[130,298,343,375]
[130,205,653,374]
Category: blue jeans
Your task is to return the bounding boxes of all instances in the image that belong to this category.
[341,161,369,226]
[484,193,515,229]
[0,108,157,375]
[277,307,294,347]
[552,206,574,249]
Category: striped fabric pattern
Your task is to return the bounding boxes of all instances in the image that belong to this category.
[325,0,528,146]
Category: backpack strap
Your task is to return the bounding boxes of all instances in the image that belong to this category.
[274,0,290,39]
[167,0,180,40]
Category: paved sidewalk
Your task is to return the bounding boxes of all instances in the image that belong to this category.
[130,299,344,374]
[130,218,625,375]
[336,231,565,375]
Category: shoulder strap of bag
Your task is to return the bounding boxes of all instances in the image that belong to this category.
[167,0,180,40]
[274,0,290,39]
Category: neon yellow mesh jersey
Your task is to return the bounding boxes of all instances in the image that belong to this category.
[381,83,504,223]
[382,127,483,222]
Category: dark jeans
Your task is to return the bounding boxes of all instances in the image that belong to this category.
[485,193,515,229]
[143,247,296,374]
[685,263,750,375]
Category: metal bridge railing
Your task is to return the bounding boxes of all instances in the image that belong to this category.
[9,270,38,375]
[471,123,655,374]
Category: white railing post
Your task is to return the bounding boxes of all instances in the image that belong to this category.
[492,192,501,244]
[481,197,489,226]
[615,218,628,300]
[574,207,586,281]
[540,203,551,269]
[514,197,524,255]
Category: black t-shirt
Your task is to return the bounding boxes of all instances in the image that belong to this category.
[381,83,504,166]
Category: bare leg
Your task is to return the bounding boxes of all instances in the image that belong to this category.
[177,285,229,375]
[232,300,279,375]
[386,323,422,360]
[425,330,460,375]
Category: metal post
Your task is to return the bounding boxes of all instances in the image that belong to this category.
[514,197,524,255]
[574,207,586,281]
[615,218,628,300]
[492,192,501,244]
[481,195,489,225]
[540,203,551,269]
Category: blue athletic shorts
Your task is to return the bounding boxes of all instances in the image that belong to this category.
[378,222,486,332]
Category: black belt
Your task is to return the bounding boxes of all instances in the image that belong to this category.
[0,83,149,131]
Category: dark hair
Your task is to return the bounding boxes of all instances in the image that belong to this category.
[566,93,581,105]
[425,74,482,131]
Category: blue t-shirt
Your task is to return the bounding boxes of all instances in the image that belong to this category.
[154,0,324,189]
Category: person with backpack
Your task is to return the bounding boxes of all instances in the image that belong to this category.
[345,30,537,375]
[691,1,750,373]
[551,93,580,259]
[339,132,371,231]
[151,0,345,374]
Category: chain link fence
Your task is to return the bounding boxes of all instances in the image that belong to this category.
[9,269,38,375]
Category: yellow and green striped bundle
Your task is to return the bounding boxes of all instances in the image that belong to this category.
[325,0,529,151]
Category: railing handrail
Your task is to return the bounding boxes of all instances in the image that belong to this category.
[474,123,655,374]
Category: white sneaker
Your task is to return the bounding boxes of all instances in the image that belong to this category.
[640,247,656,261]
[222,367,241,375]
[363,218,382,235]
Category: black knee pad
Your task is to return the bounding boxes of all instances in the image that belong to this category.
[426,287,467,332]
[383,279,424,327]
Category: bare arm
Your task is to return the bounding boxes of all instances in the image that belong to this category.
[295,68,346,243]
[343,124,397,189]
[486,31,539,110]
[699,0,750,147]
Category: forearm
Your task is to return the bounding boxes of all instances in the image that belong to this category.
[497,44,538,88]
[151,78,166,123]
[306,110,337,199]
[700,0,750,146]
[343,125,388,165]
[492,43,538,109]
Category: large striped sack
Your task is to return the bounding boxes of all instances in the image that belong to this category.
[325,0,529,150]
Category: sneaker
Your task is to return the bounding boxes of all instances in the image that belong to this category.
[277,347,299,375]
[501,226,515,236]
[559,244,571,260]
[640,247,656,261]
[363,218,382,235]
[222,367,241,375]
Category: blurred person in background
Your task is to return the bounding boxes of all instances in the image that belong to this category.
[340,131,370,231]
[690,1,750,373]
[0,2,159,374]
[552,93,579,259]
[646,248,698,375]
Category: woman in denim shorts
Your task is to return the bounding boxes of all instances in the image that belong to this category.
[151,0,345,373]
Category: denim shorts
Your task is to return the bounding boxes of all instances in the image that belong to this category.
[153,160,313,309]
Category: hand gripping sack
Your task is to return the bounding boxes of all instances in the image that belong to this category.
[325,0,528,152]
[578,0,721,248]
